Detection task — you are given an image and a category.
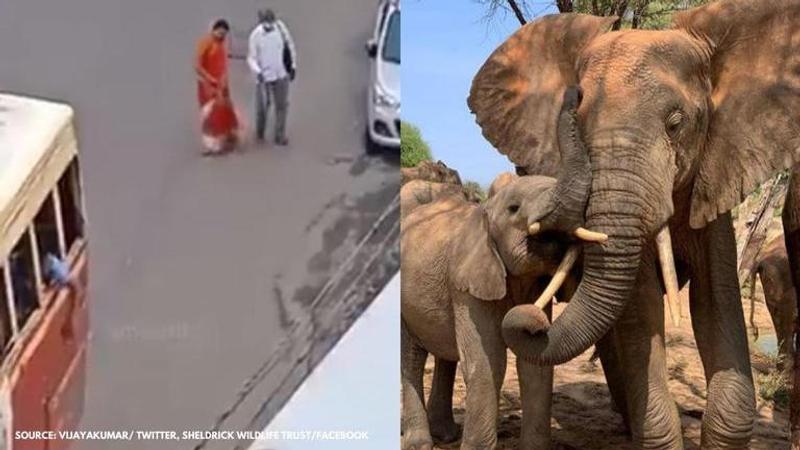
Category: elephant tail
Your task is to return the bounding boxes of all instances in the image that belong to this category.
[749,267,759,341]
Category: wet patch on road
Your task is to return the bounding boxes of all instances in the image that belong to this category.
[271,275,293,331]
[304,193,346,234]
[350,152,399,176]
[294,180,399,307]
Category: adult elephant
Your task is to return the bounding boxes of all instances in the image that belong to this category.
[782,163,800,444]
[468,1,800,448]
[400,180,469,220]
[401,160,463,186]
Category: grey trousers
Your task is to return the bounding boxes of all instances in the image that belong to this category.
[255,77,290,141]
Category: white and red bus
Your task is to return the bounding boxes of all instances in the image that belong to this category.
[0,93,88,449]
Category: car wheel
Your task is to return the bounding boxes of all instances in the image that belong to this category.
[365,126,381,155]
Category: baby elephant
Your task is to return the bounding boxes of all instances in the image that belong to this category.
[401,175,579,450]
[749,235,797,372]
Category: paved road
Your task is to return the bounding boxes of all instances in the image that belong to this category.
[0,1,399,448]
[250,273,400,450]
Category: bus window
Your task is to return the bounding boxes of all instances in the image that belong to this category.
[34,192,62,263]
[58,158,84,251]
[9,235,39,330]
[0,265,12,350]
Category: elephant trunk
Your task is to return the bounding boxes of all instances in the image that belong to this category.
[541,87,592,233]
[505,132,650,365]
[503,192,644,365]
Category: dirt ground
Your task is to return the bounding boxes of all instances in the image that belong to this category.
[425,224,792,449]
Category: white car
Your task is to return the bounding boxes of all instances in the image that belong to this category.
[365,0,400,153]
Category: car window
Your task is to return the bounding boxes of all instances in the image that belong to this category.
[381,10,400,64]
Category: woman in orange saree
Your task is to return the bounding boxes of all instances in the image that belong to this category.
[195,19,239,155]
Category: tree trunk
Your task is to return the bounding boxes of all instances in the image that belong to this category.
[631,0,650,29]
[738,176,785,284]
[611,0,630,30]
[507,0,527,25]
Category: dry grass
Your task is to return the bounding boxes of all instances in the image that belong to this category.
[757,370,791,409]
[668,359,688,380]
[665,334,687,347]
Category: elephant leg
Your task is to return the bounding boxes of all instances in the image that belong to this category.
[763,279,793,372]
[428,358,461,446]
[596,328,631,433]
[776,290,798,374]
[402,319,434,450]
[763,275,796,373]
[615,259,683,450]
[453,292,506,450]
[784,170,800,446]
[517,304,553,450]
[689,216,755,449]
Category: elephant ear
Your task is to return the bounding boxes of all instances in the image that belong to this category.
[468,13,616,176]
[449,207,507,301]
[674,0,800,228]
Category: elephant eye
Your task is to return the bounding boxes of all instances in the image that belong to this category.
[508,204,520,214]
[666,110,684,136]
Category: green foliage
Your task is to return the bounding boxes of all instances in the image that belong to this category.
[477,0,710,31]
[757,370,790,408]
[573,0,710,30]
[463,180,487,203]
[400,121,433,168]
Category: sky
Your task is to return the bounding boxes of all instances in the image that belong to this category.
[403,0,558,187]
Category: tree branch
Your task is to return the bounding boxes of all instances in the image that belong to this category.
[507,0,528,25]
[557,0,574,13]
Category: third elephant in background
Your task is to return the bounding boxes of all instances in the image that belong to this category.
[748,236,797,374]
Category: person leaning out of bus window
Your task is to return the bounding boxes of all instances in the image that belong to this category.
[44,253,83,337]
[44,253,80,293]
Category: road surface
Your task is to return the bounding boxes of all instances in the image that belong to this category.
[249,272,400,450]
[0,1,399,448]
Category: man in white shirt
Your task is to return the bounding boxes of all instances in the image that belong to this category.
[247,9,297,145]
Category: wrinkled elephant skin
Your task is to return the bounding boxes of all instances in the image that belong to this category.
[468,1,800,447]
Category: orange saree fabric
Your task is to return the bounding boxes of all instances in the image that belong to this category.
[196,34,228,105]
[196,34,238,150]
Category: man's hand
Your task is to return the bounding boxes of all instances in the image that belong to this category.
[257,72,266,84]
[289,68,296,81]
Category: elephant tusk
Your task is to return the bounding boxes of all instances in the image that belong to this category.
[655,226,681,327]
[528,222,541,235]
[534,245,581,309]
[574,227,609,243]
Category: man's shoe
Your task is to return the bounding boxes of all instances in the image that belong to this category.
[275,137,289,146]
